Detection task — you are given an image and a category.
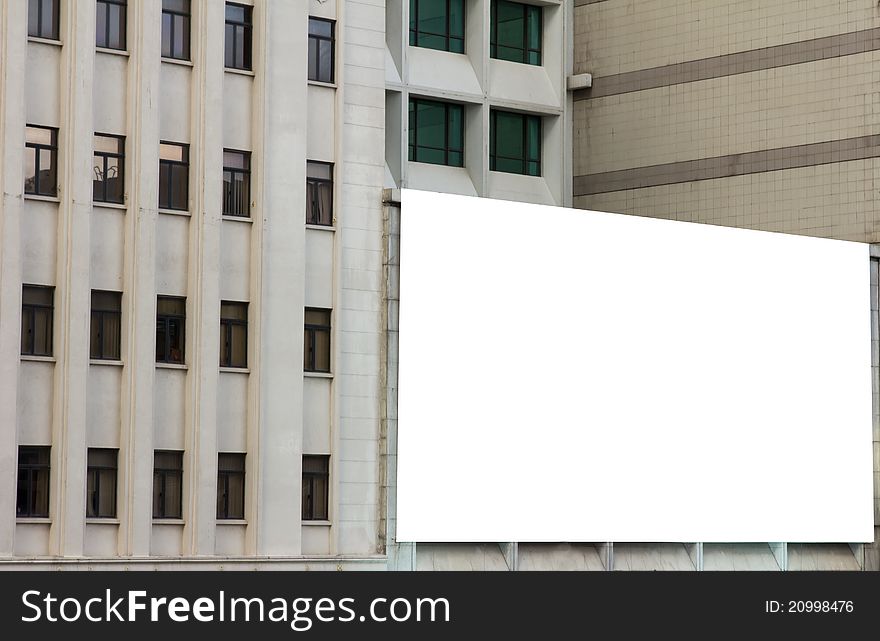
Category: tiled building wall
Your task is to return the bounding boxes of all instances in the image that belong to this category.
[575,0,879,77]
[573,0,880,243]
[573,0,880,570]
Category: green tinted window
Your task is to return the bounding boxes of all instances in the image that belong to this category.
[409,98,465,167]
[490,110,541,176]
[491,0,542,66]
[410,0,465,54]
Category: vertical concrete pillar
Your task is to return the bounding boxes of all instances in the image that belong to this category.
[686,542,704,571]
[50,0,96,557]
[382,194,401,566]
[246,0,308,556]
[119,0,162,558]
[770,542,788,571]
[598,542,613,571]
[0,0,28,557]
[183,0,224,556]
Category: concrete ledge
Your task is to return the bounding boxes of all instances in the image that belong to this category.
[0,555,389,571]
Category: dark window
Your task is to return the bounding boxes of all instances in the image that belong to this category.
[162,0,190,60]
[490,0,541,66]
[96,0,127,51]
[17,446,50,518]
[220,301,247,369]
[222,150,251,217]
[24,125,58,197]
[86,448,117,519]
[90,290,122,361]
[225,2,252,71]
[409,0,464,53]
[306,161,333,226]
[408,98,464,167]
[308,18,334,83]
[93,134,125,204]
[156,296,185,364]
[158,142,189,211]
[216,453,245,520]
[28,0,59,40]
[153,450,183,519]
[302,455,329,521]
[304,308,331,373]
[490,109,541,176]
[21,285,53,357]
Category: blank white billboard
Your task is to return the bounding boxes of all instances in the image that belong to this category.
[396,189,874,543]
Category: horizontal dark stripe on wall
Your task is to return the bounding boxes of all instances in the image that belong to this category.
[574,27,880,100]
[573,134,880,196]
[574,0,611,6]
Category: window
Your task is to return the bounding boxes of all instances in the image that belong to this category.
[28,0,59,40]
[408,98,464,167]
[308,18,334,83]
[490,109,541,176]
[96,0,127,50]
[24,125,58,197]
[490,0,541,66]
[409,0,464,53]
[156,296,185,364]
[90,290,122,361]
[93,134,125,204]
[224,3,252,71]
[21,285,53,357]
[306,161,333,226]
[158,142,189,211]
[302,455,329,521]
[304,308,331,373]
[162,0,190,60]
[153,450,183,519]
[222,150,250,217]
[86,448,117,519]
[17,446,50,518]
[220,301,247,369]
[216,453,245,520]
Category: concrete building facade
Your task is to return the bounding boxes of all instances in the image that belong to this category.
[0,0,388,569]
[0,0,577,571]
[573,0,880,570]
[2,0,874,572]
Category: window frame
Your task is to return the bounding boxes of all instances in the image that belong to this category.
[161,0,191,61]
[301,455,329,521]
[219,301,248,369]
[489,109,542,177]
[21,284,54,357]
[158,141,189,211]
[24,125,58,197]
[303,308,332,373]
[90,289,122,361]
[93,133,125,205]
[409,0,465,54]
[306,161,334,226]
[17,446,50,518]
[408,98,465,167]
[216,453,246,520]
[307,17,335,83]
[28,0,60,41]
[86,448,118,519]
[96,0,127,51]
[153,450,183,520]
[156,295,186,364]
[222,149,251,218]
[490,0,542,66]
[224,2,253,71]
